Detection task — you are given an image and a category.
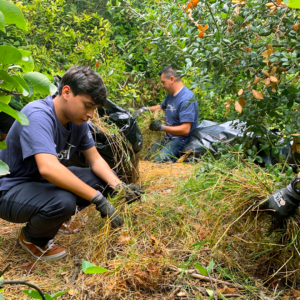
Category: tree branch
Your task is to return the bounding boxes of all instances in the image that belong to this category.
[0,280,46,300]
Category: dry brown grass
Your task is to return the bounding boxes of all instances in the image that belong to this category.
[137,110,165,160]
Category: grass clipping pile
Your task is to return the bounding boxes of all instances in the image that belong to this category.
[1,159,300,299]
[192,160,300,290]
[137,110,165,160]
[91,110,139,183]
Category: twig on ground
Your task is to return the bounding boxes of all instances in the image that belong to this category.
[71,256,81,285]
[0,264,11,277]
[167,287,181,299]
[0,280,46,300]
[189,273,245,290]
[207,272,218,300]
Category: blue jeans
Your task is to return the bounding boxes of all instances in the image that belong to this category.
[150,136,186,163]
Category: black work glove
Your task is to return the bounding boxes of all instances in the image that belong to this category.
[132,107,148,119]
[149,120,165,131]
[90,191,124,228]
[257,182,300,222]
[114,183,145,204]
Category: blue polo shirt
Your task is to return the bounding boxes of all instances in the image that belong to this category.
[161,86,199,143]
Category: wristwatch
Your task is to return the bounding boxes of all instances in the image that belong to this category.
[291,176,300,195]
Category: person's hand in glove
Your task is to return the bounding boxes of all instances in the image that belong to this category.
[132,107,148,119]
[257,176,300,222]
[149,120,165,131]
[90,191,124,228]
[114,183,145,204]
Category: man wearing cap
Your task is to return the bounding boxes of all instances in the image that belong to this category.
[133,64,199,163]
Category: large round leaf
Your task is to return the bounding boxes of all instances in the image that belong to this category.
[16,49,34,72]
[0,45,22,66]
[11,75,29,96]
[23,72,51,95]
[0,93,11,104]
[0,0,27,30]
[0,70,23,93]
[0,101,28,125]
[0,10,5,32]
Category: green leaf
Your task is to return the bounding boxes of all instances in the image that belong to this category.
[49,83,57,95]
[11,75,29,96]
[185,58,192,70]
[0,70,23,93]
[50,289,69,299]
[222,3,229,12]
[108,69,114,76]
[0,160,9,176]
[207,259,214,274]
[16,50,34,72]
[0,101,28,124]
[0,10,5,32]
[23,290,51,300]
[194,263,208,276]
[23,72,51,95]
[0,45,22,66]
[190,238,207,249]
[285,124,293,133]
[206,289,214,300]
[16,111,29,125]
[0,94,11,104]
[82,260,108,274]
[0,276,3,293]
[0,140,7,150]
[0,293,4,300]
[0,0,27,30]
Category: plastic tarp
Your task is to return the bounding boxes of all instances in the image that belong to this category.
[182,120,245,155]
[182,120,300,167]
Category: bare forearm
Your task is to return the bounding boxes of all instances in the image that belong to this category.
[163,124,191,136]
[148,105,162,112]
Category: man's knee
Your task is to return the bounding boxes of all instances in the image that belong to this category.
[42,191,76,219]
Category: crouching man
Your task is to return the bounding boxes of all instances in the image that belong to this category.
[133,64,199,163]
[0,66,143,261]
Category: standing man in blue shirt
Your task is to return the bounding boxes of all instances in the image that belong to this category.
[0,66,143,261]
[133,64,199,162]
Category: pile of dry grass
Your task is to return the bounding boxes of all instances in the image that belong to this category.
[91,111,139,183]
[137,110,165,160]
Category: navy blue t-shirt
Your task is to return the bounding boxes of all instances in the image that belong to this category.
[0,96,95,191]
[161,86,199,143]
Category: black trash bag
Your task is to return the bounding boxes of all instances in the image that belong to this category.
[65,99,143,183]
[181,120,300,168]
[98,99,142,154]
[182,120,245,156]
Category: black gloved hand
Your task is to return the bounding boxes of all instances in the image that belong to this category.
[114,183,145,204]
[132,107,148,119]
[149,120,165,131]
[257,181,300,222]
[90,191,124,228]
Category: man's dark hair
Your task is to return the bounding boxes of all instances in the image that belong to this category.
[159,64,181,82]
[58,66,107,106]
